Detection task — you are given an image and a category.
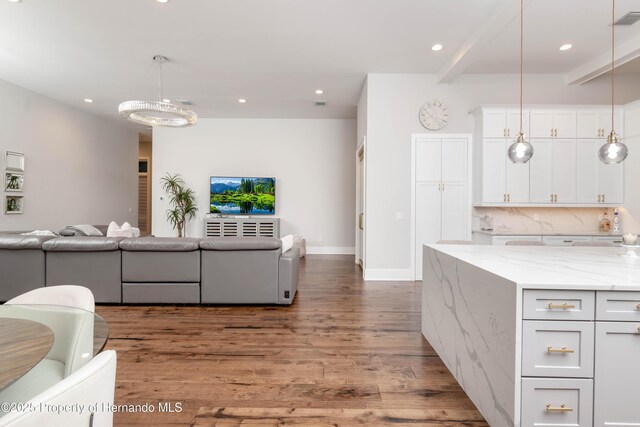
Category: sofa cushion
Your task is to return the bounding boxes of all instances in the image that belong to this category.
[200,237,282,251]
[0,235,57,250]
[120,237,201,252]
[42,237,122,252]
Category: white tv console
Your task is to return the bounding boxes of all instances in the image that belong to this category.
[204,217,280,238]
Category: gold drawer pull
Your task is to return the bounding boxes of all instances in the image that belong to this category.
[547,346,575,353]
[548,303,576,310]
[546,404,573,412]
[636,304,640,310]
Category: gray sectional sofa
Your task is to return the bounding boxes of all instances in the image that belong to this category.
[0,234,299,305]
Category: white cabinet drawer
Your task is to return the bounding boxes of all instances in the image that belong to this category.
[521,378,593,427]
[542,235,592,246]
[523,290,595,320]
[592,235,624,245]
[596,291,640,321]
[492,235,543,245]
[522,321,594,378]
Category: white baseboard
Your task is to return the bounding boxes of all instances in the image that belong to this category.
[363,268,415,281]
[306,246,355,255]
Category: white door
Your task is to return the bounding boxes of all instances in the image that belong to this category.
[552,139,577,203]
[483,110,507,138]
[441,182,468,241]
[598,161,624,204]
[415,182,441,280]
[594,322,640,426]
[507,109,529,138]
[415,138,442,182]
[441,139,467,183]
[553,111,577,138]
[576,140,600,203]
[506,160,530,203]
[529,139,554,203]
[482,139,507,203]
[530,110,554,138]
[577,111,600,139]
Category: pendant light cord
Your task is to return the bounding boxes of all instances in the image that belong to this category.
[520,0,524,133]
[611,0,615,131]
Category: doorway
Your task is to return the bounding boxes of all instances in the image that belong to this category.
[356,137,366,271]
[138,134,152,236]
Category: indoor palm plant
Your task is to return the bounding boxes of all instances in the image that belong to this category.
[160,173,198,237]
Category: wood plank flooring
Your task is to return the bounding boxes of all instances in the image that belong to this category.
[96,255,487,426]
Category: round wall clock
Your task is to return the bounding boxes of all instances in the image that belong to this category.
[419,100,448,130]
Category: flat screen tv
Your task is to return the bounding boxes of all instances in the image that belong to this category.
[210,176,276,215]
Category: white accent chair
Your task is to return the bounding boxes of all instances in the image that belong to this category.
[0,350,117,427]
[0,286,96,409]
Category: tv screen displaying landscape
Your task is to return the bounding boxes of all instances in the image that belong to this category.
[210,177,276,215]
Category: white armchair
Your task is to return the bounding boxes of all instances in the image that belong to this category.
[0,350,117,427]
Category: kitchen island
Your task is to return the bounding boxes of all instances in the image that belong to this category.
[421,244,640,427]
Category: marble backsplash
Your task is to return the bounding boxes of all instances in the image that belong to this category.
[472,207,630,233]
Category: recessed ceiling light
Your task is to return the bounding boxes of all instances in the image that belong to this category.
[315,89,324,95]
[238,99,247,103]
[162,99,171,103]
[156,0,168,3]
[8,0,22,3]
[559,44,573,51]
[83,98,94,103]
[431,44,443,52]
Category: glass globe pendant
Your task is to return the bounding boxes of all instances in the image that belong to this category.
[598,131,628,164]
[508,132,534,163]
[119,55,197,128]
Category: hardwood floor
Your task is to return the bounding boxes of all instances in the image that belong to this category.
[96,255,487,426]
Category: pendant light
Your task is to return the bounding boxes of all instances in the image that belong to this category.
[598,0,628,164]
[119,55,197,128]
[508,0,534,164]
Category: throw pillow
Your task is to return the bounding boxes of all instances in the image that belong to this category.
[106,221,134,238]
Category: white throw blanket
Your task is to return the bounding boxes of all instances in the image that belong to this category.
[281,234,294,253]
[64,224,103,236]
[21,230,57,237]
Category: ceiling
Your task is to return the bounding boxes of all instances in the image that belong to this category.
[0,0,639,122]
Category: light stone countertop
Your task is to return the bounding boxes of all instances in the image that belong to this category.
[426,244,640,290]
[472,229,623,237]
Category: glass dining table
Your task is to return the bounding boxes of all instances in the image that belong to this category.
[0,304,108,392]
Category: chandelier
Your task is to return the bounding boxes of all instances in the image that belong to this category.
[119,55,197,128]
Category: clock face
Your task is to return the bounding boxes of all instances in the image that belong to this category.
[419,101,448,130]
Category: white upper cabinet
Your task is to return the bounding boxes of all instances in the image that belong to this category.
[531,110,577,138]
[473,105,624,206]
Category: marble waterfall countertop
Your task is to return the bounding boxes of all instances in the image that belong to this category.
[472,228,623,236]
[427,244,640,290]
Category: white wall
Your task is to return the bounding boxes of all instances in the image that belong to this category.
[623,99,640,233]
[152,118,357,253]
[362,73,640,277]
[0,79,138,231]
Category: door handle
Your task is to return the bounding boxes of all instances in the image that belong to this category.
[358,213,364,230]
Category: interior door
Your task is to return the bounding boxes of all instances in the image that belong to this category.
[552,139,577,203]
[357,148,365,268]
[529,139,553,203]
[415,182,441,280]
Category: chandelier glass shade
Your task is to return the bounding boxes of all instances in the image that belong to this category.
[599,0,628,164]
[119,56,197,128]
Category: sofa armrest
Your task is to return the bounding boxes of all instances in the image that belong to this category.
[278,247,300,305]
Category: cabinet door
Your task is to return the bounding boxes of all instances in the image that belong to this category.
[598,161,624,204]
[529,139,553,203]
[415,183,441,280]
[441,139,467,183]
[552,139,577,203]
[553,111,577,138]
[415,138,442,182]
[577,111,600,139]
[576,140,600,203]
[594,322,640,426]
[506,160,530,203]
[440,182,468,242]
[481,139,507,203]
[483,109,507,138]
[507,109,529,138]
[530,110,555,138]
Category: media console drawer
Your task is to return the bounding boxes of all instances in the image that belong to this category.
[523,290,595,321]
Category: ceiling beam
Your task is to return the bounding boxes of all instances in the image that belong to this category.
[437,0,532,84]
[567,32,640,85]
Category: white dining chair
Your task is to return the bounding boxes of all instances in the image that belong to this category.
[0,350,117,427]
[0,286,96,408]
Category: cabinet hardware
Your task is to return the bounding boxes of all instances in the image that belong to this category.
[554,128,558,137]
[637,326,640,333]
[550,194,554,203]
[442,183,445,191]
[548,303,575,309]
[551,128,554,137]
[547,346,575,353]
[554,194,558,203]
[602,194,606,203]
[358,213,364,230]
[546,404,573,412]
[507,129,510,137]
[598,194,602,203]
[636,304,640,310]
[563,240,573,243]
[507,194,510,202]
[504,194,507,202]
[504,128,507,137]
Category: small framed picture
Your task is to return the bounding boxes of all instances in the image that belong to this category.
[5,195,23,214]
[5,151,25,172]
[5,172,24,192]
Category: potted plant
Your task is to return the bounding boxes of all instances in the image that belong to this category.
[160,173,198,237]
